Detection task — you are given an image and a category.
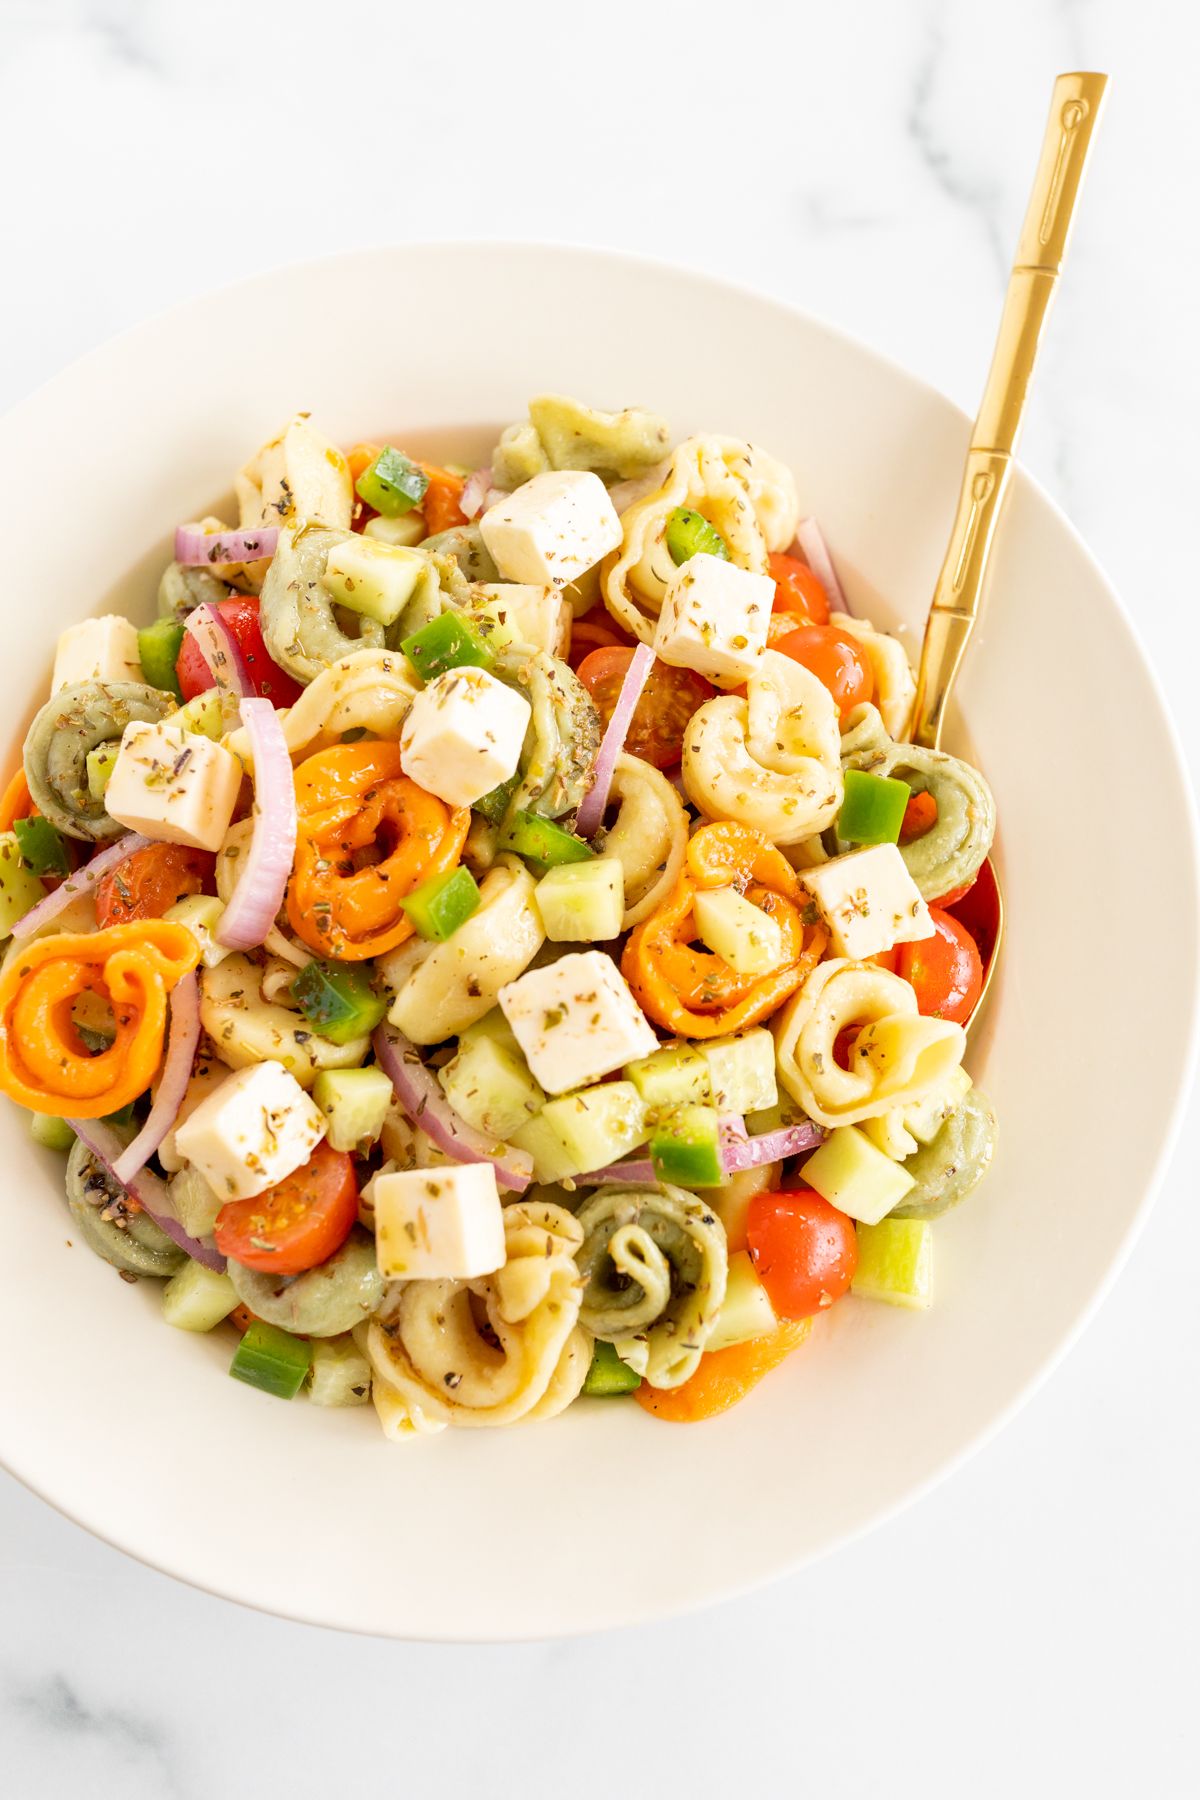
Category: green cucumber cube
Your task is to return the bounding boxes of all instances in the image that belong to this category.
[902,1066,973,1145]
[13,816,69,877]
[699,1028,778,1115]
[438,1033,545,1141]
[509,1112,580,1184]
[30,1113,75,1152]
[162,1260,238,1333]
[0,832,46,938]
[802,1125,915,1224]
[323,537,425,626]
[521,1081,648,1178]
[137,617,185,700]
[534,858,624,942]
[582,1339,642,1395]
[229,1321,312,1399]
[706,1249,777,1352]
[169,1166,225,1239]
[624,1041,712,1110]
[459,1006,522,1056]
[313,1066,394,1153]
[364,512,426,547]
[650,1104,723,1186]
[309,1334,372,1406]
[838,768,911,845]
[174,690,233,740]
[852,1217,933,1310]
[693,886,784,976]
[399,865,481,941]
[162,894,232,968]
[86,742,120,800]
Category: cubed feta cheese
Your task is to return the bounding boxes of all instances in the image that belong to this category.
[173,1062,326,1202]
[479,471,622,586]
[653,554,772,688]
[800,844,934,960]
[498,949,658,1095]
[470,583,567,656]
[399,666,530,809]
[369,1163,506,1280]
[52,615,142,692]
[104,720,243,853]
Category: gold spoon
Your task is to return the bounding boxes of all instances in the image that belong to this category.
[910,69,1108,1026]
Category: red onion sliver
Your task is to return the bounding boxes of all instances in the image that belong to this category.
[460,467,495,521]
[183,603,255,700]
[111,972,200,1186]
[216,698,297,952]
[575,642,656,839]
[794,518,850,615]
[175,525,280,566]
[581,1158,657,1186]
[68,1116,227,1272]
[372,1023,533,1193]
[720,1120,825,1170]
[11,831,153,942]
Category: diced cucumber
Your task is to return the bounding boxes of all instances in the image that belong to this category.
[516,1081,648,1179]
[802,1125,915,1224]
[510,1111,580,1184]
[86,743,119,801]
[469,584,563,656]
[582,1339,641,1395]
[624,1041,712,1110]
[744,1094,809,1136]
[902,1066,973,1146]
[399,865,481,940]
[852,1217,933,1310]
[162,1259,238,1332]
[459,1006,522,1057]
[162,894,232,968]
[534,858,624,942]
[364,512,426,547]
[700,1029,778,1115]
[438,1033,545,1141]
[706,1249,777,1351]
[313,1066,393,1154]
[323,537,425,626]
[693,886,784,976]
[0,832,46,938]
[650,1104,723,1186]
[838,768,910,846]
[308,1333,372,1406]
[229,1321,312,1399]
[137,617,185,700]
[14,816,69,877]
[30,1113,75,1152]
[168,1165,225,1239]
[174,690,234,739]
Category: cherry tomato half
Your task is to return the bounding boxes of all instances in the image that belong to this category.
[95,843,214,928]
[775,623,873,722]
[576,645,714,770]
[175,596,306,708]
[746,1188,858,1319]
[897,906,983,1024]
[213,1142,359,1275]
[768,552,830,625]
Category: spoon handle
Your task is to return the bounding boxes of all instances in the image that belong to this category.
[910,71,1108,751]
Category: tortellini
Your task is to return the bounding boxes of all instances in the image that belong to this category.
[227,1229,384,1336]
[235,412,353,534]
[774,958,966,1127]
[682,649,843,845]
[65,1138,185,1278]
[492,393,672,487]
[200,952,369,1086]
[378,856,544,1045]
[157,559,228,621]
[365,1200,591,1435]
[491,646,601,823]
[597,753,689,929]
[837,614,916,741]
[24,679,174,841]
[841,704,997,900]
[574,1183,728,1389]
[421,523,499,584]
[225,647,419,766]
[602,436,799,643]
[257,526,386,684]
[893,1088,998,1220]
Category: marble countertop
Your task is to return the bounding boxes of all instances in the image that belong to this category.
[2,2,1197,1795]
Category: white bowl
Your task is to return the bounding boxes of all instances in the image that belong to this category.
[0,245,1194,1641]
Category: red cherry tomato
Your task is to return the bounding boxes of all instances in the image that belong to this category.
[576,645,714,770]
[175,596,306,708]
[897,907,983,1024]
[746,1188,858,1320]
[95,843,214,928]
[775,623,873,722]
[213,1142,359,1275]
[768,552,830,624]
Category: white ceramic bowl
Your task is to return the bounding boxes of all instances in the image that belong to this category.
[0,245,1194,1640]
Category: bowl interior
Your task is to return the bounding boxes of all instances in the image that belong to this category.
[0,244,1194,1639]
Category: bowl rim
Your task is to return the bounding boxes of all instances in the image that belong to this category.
[2,238,1197,1639]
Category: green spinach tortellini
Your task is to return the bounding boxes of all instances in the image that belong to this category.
[893,1088,998,1220]
[66,1138,186,1278]
[492,393,672,488]
[24,679,174,840]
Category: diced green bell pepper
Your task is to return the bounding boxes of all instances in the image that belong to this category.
[665,506,730,566]
[0,832,46,936]
[500,810,596,870]
[582,1339,641,1396]
[355,446,429,517]
[838,768,911,846]
[293,960,387,1044]
[401,610,494,681]
[473,776,519,826]
[650,1104,724,1187]
[137,617,186,700]
[13,815,69,877]
[398,865,481,941]
[229,1321,312,1399]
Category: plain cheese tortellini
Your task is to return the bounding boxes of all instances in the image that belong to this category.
[597,752,689,928]
[225,647,420,767]
[379,856,544,1044]
[236,412,353,535]
[365,1200,591,1435]
[200,953,370,1087]
[491,393,673,487]
[837,614,917,741]
[774,958,966,1127]
[602,436,799,643]
[682,649,843,844]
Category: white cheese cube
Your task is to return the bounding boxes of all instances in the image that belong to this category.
[470,583,567,656]
[800,843,934,960]
[479,471,622,587]
[654,554,772,688]
[399,666,530,809]
[52,615,142,692]
[498,949,658,1095]
[104,720,243,853]
[369,1163,506,1280]
[174,1062,326,1202]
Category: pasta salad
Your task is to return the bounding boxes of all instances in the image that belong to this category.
[0,396,998,1435]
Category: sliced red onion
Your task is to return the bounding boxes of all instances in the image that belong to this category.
[111,972,200,1186]
[69,1115,227,1271]
[720,1118,825,1170]
[11,831,153,942]
[184,603,255,699]
[216,698,296,951]
[175,524,280,566]
[575,642,655,839]
[582,1157,656,1185]
[460,467,502,521]
[373,1023,533,1193]
[794,518,850,614]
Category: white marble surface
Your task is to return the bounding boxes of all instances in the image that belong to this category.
[1,1,1197,1793]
